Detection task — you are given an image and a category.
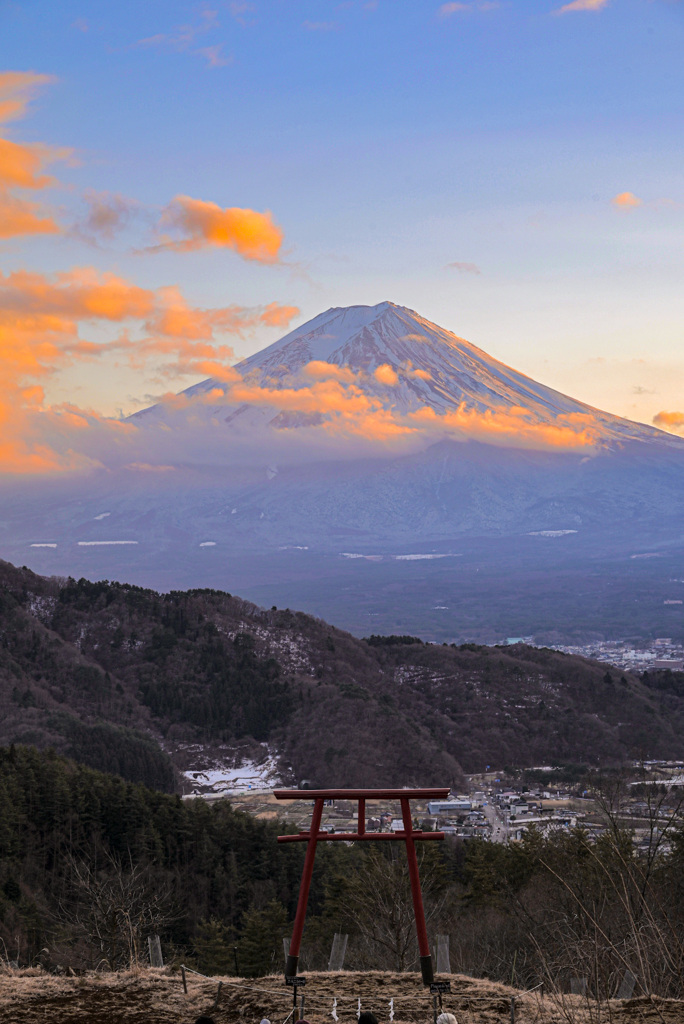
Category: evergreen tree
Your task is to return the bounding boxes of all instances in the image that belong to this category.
[237,900,288,977]
[194,917,234,976]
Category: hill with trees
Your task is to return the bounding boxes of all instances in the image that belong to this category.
[3,744,684,1012]
[1,558,683,789]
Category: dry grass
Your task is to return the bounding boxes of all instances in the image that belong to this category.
[0,968,681,1024]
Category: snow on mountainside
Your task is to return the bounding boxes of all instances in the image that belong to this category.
[135,301,679,450]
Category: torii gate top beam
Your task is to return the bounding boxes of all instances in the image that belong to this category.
[274,788,450,800]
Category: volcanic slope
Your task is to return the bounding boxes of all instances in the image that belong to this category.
[137,300,676,446]
[2,558,684,789]
[4,302,684,641]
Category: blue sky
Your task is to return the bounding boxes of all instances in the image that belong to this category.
[1,0,683,435]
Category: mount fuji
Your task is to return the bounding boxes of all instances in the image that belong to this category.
[2,301,684,642]
[136,300,675,450]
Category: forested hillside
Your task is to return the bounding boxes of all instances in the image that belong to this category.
[1,558,683,789]
[4,744,684,1007]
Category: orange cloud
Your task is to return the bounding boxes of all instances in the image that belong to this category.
[0,72,54,124]
[408,403,599,450]
[0,265,298,472]
[304,361,356,383]
[439,1,500,15]
[261,302,300,328]
[169,369,600,452]
[0,137,67,189]
[0,74,68,238]
[653,411,684,434]
[612,191,642,209]
[554,0,609,12]
[0,191,60,238]
[157,195,284,261]
[374,363,399,386]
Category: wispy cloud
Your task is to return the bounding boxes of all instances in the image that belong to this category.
[0,71,54,124]
[554,0,609,14]
[439,1,500,16]
[195,44,232,68]
[75,190,138,243]
[134,6,229,67]
[302,21,341,31]
[229,2,257,26]
[447,260,482,274]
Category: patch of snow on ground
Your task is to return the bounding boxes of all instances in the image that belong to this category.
[27,594,57,622]
[93,512,111,520]
[342,552,461,561]
[225,621,315,674]
[181,750,282,796]
[393,553,462,560]
[528,530,578,537]
[77,540,139,546]
[30,543,57,548]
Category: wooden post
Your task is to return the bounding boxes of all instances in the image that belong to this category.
[181,964,188,994]
[148,934,163,967]
[213,980,223,1010]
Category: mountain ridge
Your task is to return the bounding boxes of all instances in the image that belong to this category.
[2,557,684,792]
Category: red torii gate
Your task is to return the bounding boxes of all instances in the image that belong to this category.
[275,787,450,985]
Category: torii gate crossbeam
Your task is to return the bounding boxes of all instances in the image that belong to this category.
[275,787,450,985]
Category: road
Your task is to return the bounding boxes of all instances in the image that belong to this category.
[482,800,508,843]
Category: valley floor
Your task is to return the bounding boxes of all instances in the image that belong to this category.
[0,969,680,1024]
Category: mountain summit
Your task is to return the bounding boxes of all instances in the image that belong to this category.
[140,301,675,451]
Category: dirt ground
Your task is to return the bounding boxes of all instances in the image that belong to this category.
[0,968,682,1024]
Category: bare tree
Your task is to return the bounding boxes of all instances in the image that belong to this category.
[331,846,448,972]
[59,854,175,970]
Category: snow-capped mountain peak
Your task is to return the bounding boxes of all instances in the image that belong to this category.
[145,301,675,449]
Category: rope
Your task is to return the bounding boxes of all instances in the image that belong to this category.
[179,969,543,1009]
[209,980,519,1006]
